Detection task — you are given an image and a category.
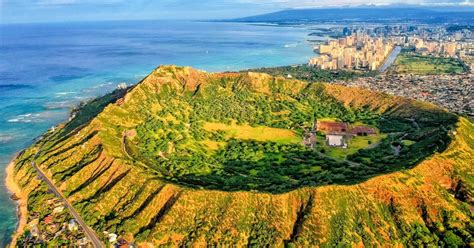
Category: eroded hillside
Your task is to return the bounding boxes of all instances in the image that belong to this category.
[10,66,473,247]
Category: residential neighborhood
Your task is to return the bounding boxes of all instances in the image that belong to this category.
[336,73,473,116]
[19,197,90,246]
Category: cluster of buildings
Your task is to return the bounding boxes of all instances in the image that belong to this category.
[309,34,394,71]
[21,198,89,246]
[21,194,134,247]
[303,120,377,149]
[388,25,474,70]
[306,25,473,116]
[308,25,474,71]
[397,35,474,71]
[405,37,458,57]
[335,73,474,116]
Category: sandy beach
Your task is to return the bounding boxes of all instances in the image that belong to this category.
[5,157,27,248]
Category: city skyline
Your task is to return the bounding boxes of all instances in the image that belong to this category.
[1,0,474,24]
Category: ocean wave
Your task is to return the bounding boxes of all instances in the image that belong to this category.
[7,113,38,123]
[7,111,63,123]
[91,82,114,89]
[73,96,88,100]
[0,133,16,143]
[284,43,298,48]
[54,91,76,96]
[43,100,76,110]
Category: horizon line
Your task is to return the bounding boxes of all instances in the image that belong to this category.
[1,4,473,25]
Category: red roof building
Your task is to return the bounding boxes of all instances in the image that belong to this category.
[315,121,376,136]
[44,215,54,225]
[350,126,377,136]
[316,121,349,133]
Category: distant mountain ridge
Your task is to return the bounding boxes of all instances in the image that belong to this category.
[229,7,474,24]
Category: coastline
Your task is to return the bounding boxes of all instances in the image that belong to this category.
[0,21,316,245]
[5,156,26,248]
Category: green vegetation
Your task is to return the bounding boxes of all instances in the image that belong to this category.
[316,133,386,160]
[243,64,376,82]
[130,80,378,192]
[11,66,472,247]
[63,88,128,134]
[202,122,300,144]
[121,68,457,193]
[404,210,474,247]
[392,53,466,74]
[401,139,416,146]
[348,115,456,169]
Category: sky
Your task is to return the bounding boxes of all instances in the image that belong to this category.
[1,0,473,24]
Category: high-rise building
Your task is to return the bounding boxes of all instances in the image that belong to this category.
[444,42,457,57]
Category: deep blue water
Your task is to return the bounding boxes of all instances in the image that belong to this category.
[0,20,314,244]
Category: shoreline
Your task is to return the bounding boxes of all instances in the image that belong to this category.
[5,156,27,248]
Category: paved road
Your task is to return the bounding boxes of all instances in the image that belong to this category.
[32,148,105,248]
[379,46,402,72]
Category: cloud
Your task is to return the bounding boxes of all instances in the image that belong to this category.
[236,0,472,7]
[1,0,472,23]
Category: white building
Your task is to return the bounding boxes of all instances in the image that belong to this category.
[53,206,64,213]
[108,233,118,243]
[326,134,347,148]
[68,219,78,231]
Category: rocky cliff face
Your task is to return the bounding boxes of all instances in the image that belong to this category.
[10,66,473,247]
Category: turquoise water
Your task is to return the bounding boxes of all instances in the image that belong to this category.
[0,20,314,244]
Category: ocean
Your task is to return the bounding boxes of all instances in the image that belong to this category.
[0,20,314,244]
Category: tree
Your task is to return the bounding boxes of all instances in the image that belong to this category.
[443,231,463,247]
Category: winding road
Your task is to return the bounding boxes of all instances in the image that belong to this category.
[31,147,105,248]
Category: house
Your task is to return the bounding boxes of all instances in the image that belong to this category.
[350,126,376,136]
[77,237,89,246]
[116,82,128,90]
[315,120,379,148]
[116,238,132,248]
[108,233,118,243]
[28,219,39,237]
[68,219,78,231]
[326,134,348,148]
[53,206,64,213]
[44,215,54,225]
[316,121,349,133]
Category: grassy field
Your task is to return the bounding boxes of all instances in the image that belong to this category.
[203,122,300,144]
[401,139,416,146]
[316,134,387,160]
[392,53,466,75]
[317,117,342,122]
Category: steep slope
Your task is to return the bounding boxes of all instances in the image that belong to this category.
[10,66,473,247]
